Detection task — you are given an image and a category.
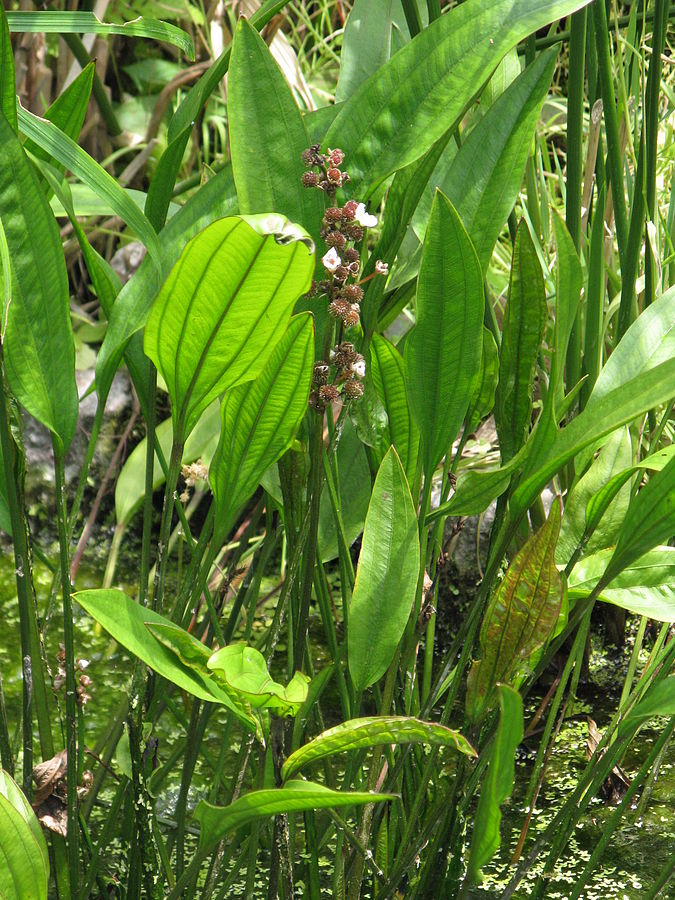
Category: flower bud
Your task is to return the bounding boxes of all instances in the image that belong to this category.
[344,284,363,302]
[375,260,389,275]
[344,224,363,241]
[334,265,349,281]
[328,148,345,166]
[344,247,360,263]
[313,362,330,385]
[325,231,347,250]
[327,167,343,185]
[343,379,364,399]
[319,384,340,404]
[342,200,358,220]
[351,357,366,379]
[344,305,360,328]
[325,207,342,223]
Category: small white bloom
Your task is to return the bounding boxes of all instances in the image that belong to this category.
[322,248,341,272]
[354,203,378,228]
[352,359,366,379]
[375,260,389,275]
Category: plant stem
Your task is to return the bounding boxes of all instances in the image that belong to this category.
[53,441,80,894]
[564,8,587,398]
[593,0,628,268]
[294,411,324,671]
[152,437,185,615]
[400,0,422,36]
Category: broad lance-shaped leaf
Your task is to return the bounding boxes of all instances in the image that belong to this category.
[600,454,675,589]
[195,781,396,852]
[495,221,547,463]
[143,215,314,443]
[228,19,324,245]
[348,447,419,694]
[466,685,523,884]
[407,47,559,276]
[282,716,475,782]
[210,314,314,538]
[465,328,499,435]
[0,112,78,451]
[466,498,563,722]
[324,0,592,196]
[0,770,49,900]
[556,427,632,566]
[568,547,675,622]
[207,644,309,717]
[74,589,258,733]
[405,191,484,475]
[370,333,419,484]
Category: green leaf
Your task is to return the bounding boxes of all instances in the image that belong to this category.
[405,191,484,474]
[466,499,563,722]
[556,427,633,566]
[601,455,675,587]
[144,622,212,669]
[335,0,420,102]
[6,12,194,59]
[466,685,524,884]
[17,106,162,274]
[25,63,94,173]
[0,8,16,132]
[348,447,419,694]
[210,314,314,537]
[115,400,221,527]
[0,112,78,451]
[494,221,547,463]
[324,0,593,196]
[74,589,257,732]
[465,329,500,435]
[96,167,238,405]
[0,770,49,900]
[195,780,396,852]
[440,287,675,523]
[281,716,475,782]
[228,19,324,243]
[370,333,419,485]
[317,416,371,563]
[412,47,559,273]
[568,547,675,622]
[626,676,675,723]
[207,644,309,716]
[143,215,314,442]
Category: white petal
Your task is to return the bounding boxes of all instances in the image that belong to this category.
[354,203,377,228]
[351,360,366,378]
[322,248,341,272]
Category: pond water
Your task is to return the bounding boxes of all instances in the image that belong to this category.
[1,546,674,898]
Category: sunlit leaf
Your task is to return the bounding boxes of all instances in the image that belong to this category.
[348,447,419,694]
[143,215,314,442]
[282,716,475,782]
[208,644,309,717]
[195,780,396,852]
[0,770,49,900]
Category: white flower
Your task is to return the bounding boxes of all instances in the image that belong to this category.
[322,248,341,272]
[351,359,366,379]
[374,260,389,275]
[354,203,378,228]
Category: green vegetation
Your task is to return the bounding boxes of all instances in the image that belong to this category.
[0,1,674,897]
